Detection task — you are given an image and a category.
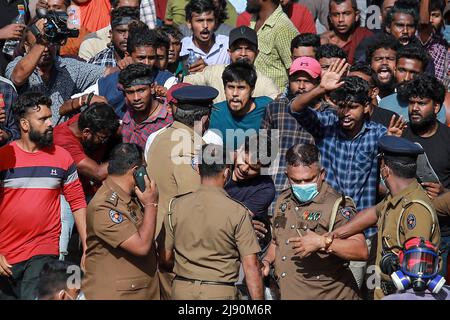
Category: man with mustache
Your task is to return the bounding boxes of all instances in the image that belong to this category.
[119,63,173,149]
[184,26,279,104]
[88,7,140,68]
[0,92,87,300]
[378,43,447,124]
[180,0,230,75]
[398,74,450,278]
[320,0,373,64]
[208,61,272,151]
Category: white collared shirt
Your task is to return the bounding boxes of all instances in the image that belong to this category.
[180,34,230,66]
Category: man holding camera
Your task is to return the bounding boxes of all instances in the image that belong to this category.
[5,16,113,125]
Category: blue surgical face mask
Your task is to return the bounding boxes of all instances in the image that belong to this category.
[292,183,319,203]
[443,24,450,44]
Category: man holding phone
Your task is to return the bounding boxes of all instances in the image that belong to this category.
[82,143,161,300]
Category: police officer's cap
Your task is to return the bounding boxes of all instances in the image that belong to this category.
[172,85,219,110]
[378,135,424,163]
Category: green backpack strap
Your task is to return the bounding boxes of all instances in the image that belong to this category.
[329,196,356,233]
[396,199,436,247]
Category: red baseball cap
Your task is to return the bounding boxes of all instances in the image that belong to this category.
[166,82,192,104]
[289,57,321,78]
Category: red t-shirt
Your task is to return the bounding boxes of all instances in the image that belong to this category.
[79,0,111,33]
[0,142,86,264]
[342,27,373,64]
[53,114,101,197]
[237,4,316,34]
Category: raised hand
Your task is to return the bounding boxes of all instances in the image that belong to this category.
[387,115,407,137]
[319,58,349,92]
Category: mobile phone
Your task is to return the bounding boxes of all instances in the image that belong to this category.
[133,166,148,193]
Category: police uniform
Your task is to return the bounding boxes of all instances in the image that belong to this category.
[374,136,441,300]
[82,178,160,300]
[272,182,360,300]
[145,85,219,298]
[164,185,261,300]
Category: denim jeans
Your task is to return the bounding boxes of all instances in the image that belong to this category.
[59,195,74,261]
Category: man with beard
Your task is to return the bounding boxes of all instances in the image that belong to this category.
[5,18,113,126]
[236,0,298,90]
[320,0,373,64]
[366,34,399,99]
[180,0,230,74]
[238,0,316,34]
[88,7,140,68]
[0,92,87,300]
[209,61,272,150]
[119,63,173,149]
[398,74,450,277]
[260,57,318,213]
[379,43,447,124]
[185,26,279,104]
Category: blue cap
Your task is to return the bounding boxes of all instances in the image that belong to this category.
[171,85,219,109]
[379,136,423,162]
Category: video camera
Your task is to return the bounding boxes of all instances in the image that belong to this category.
[36,9,79,45]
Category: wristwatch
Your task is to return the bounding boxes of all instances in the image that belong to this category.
[323,236,334,251]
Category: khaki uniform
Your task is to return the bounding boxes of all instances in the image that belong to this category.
[164,185,261,300]
[272,182,360,300]
[146,120,203,298]
[82,178,160,300]
[374,180,440,300]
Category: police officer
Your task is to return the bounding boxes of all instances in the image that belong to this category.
[331,136,441,300]
[145,85,218,298]
[82,143,160,300]
[159,144,264,300]
[261,144,368,300]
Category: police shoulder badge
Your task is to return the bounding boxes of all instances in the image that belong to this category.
[109,210,123,224]
[340,207,354,220]
[406,213,416,230]
[279,202,287,213]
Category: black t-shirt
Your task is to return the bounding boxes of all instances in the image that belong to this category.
[224,174,276,219]
[371,106,398,128]
[0,0,29,76]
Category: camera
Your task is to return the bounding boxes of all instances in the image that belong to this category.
[36,9,79,45]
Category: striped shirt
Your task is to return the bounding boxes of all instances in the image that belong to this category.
[238,5,298,90]
[0,142,86,264]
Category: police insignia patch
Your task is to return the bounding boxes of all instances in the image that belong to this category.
[340,208,354,220]
[109,210,123,224]
[406,213,416,230]
[302,211,321,221]
[280,203,287,212]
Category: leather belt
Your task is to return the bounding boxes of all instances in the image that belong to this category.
[174,275,235,286]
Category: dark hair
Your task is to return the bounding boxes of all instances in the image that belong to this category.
[110,0,141,8]
[37,260,78,299]
[214,0,229,25]
[329,0,358,11]
[385,0,419,30]
[127,21,157,54]
[198,144,228,178]
[243,132,273,167]
[366,34,399,64]
[159,25,183,41]
[119,63,156,87]
[349,62,374,77]
[398,74,446,105]
[173,106,211,127]
[222,61,257,88]
[110,6,140,28]
[155,28,170,50]
[316,44,347,60]
[108,143,143,175]
[290,33,321,52]
[13,92,52,122]
[286,144,320,167]
[62,0,71,7]
[330,76,371,105]
[385,158,417,178]
[185,0,217,21]
[429,0,445,13]
[78,103,119,135]
[396,43,429,70]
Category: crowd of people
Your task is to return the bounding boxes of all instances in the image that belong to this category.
[0,0,450,301]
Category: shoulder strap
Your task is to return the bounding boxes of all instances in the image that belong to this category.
[396,199,436,246]
[329,196,356,233]
[167,192,193,232]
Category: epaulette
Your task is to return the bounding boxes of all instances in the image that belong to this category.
[167,191,193,232]
[105,191,119,206]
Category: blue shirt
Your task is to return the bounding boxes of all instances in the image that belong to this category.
[180,34,230,66]
[379,92,447,124]
[98,69,176,119]
[210,96,272,150]
[291,107,387,237]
